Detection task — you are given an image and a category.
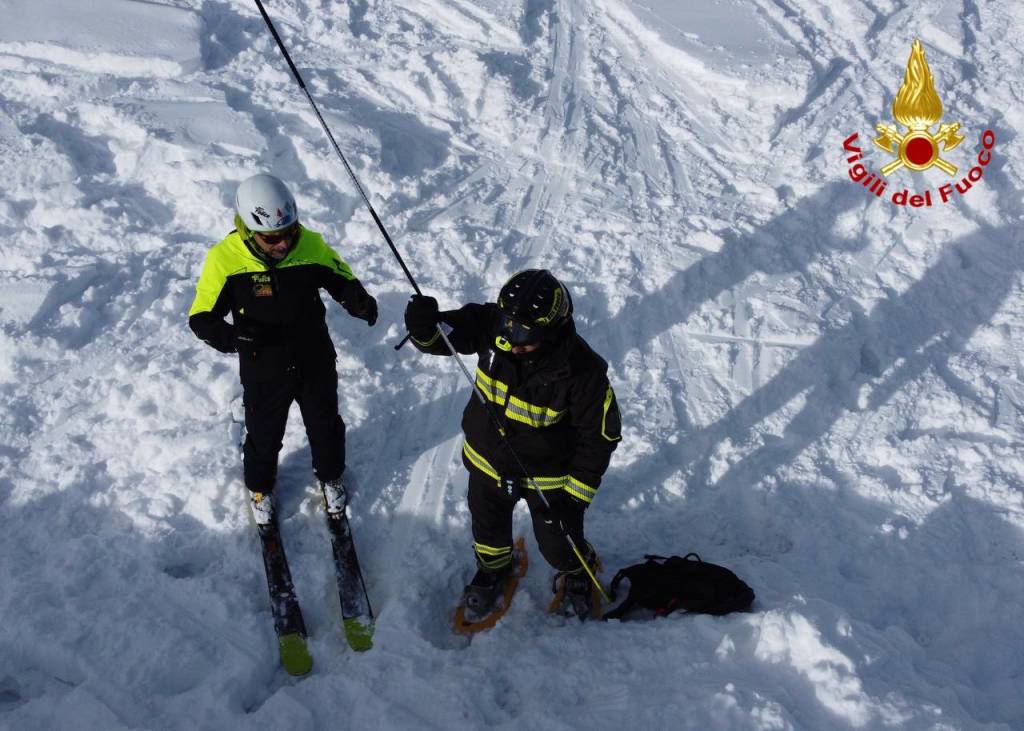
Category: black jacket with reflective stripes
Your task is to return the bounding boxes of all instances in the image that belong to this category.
[188,226,373,383]
[411,302,622,503]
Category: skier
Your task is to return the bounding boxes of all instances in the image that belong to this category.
[188,173,378,668]
[188,172,377,523]
[404,270,622,620]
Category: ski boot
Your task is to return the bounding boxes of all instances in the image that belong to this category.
[249,491,275,528]
[321,477,348,516]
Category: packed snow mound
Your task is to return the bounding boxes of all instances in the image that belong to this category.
[1,0,1023,729]
[0,0,202,77]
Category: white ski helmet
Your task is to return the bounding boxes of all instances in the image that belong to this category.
[235,173,298,232]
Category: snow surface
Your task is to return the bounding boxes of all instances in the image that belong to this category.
[1,0,1023,728]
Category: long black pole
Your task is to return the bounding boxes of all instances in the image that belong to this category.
[253,0,606,601]
[253,0,422,297]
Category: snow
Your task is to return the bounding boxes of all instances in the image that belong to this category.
[0,0,202,78]
[1,0,1023,729]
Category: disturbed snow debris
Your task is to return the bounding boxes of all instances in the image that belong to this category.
[1,0,1024,728]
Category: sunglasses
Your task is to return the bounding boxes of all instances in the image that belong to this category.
[254,223,298,246]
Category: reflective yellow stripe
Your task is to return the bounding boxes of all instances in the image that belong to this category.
[535,286,565,325]
[566,476,597,503]
[475,370,565,429]
[474,542,512,570]
[474,542,512,557]
[505,395,565,428]
[601,386,622,442]
[475,368,508,405]
[464,442,567,491]
[476,552,512,570]
[411,330,440,348]
[524,476,567,491]
[475,369,504,391]
[463,441,500,481]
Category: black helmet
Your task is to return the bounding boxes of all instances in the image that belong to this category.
[495,270,573,345]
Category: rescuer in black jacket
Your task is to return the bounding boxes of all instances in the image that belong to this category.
[404,270,622,618]
[189,173,377,525]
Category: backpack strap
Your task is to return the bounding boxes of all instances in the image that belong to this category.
[607,567,630,603]
[603,567,631,620]
[605,557,660,620]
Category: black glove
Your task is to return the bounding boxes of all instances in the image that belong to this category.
[537,487,586,517]
[404,294,439,337]
[554,488,589,513]
[352,295,378,326]
[535,487,587,536]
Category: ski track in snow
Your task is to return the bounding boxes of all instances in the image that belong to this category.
[1,0,1024,728]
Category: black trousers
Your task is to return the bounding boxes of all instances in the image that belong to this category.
[467,469,587,573]
[242,367,346,492]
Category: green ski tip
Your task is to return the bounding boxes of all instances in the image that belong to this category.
[278,633,313,676]
[343,617,374,652]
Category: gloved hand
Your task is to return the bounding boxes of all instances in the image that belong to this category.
[537,487,586,518]
[553,488,589,513]
[535,487,587,536]
[404,294,439,337]
[352,295,378,326]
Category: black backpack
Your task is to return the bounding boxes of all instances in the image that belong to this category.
[604,553,755,621]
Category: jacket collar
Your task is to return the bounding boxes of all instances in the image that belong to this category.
[498,321,576,383]
[234,216,300,267]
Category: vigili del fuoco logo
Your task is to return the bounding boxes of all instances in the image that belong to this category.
[843,39,995,208]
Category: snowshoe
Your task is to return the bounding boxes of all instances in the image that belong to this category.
[548,552,605,622]
[463,567,510,616]
[454,537,528,634]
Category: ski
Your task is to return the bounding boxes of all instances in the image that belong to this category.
[256,520,313,676]
[322,481,374,651]
[454,537,529,635]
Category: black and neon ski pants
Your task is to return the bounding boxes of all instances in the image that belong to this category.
[242,365,346,492]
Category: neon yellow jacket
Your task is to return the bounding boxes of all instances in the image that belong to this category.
[189,224,373,382]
